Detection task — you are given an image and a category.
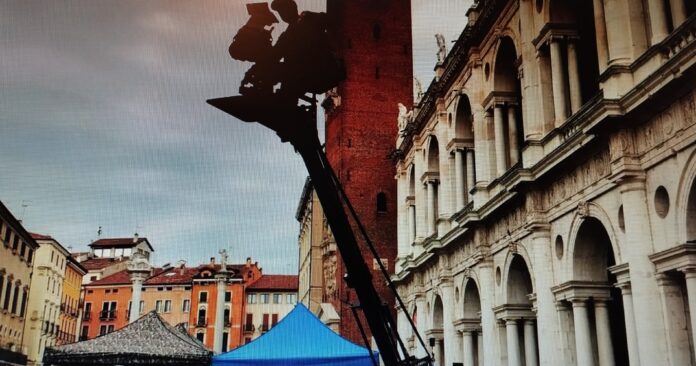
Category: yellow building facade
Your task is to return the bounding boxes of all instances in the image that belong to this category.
[23,234,70,365]
[57,257,86,345]
[0,201,38,365]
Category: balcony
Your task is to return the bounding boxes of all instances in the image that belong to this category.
[99,310,117,320]
[196,317,207,327]
[83,311,91,320]
[243,323,255,332]
[260,324,269,332]
[224,319,231,327]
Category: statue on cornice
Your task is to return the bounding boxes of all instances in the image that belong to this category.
[413,77,423,104]
[435,33,447,63]
[398,103,413,135]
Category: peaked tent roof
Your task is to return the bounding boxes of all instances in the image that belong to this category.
[44,311,212,365]
[213,304,378,366]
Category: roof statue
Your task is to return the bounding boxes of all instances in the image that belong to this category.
[414,77,423,104]
[397,103,413,135]
[435,33,447,63]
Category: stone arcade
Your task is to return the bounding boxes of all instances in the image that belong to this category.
[392,0,696,365]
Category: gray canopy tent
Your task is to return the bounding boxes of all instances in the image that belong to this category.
[43,311,212,366]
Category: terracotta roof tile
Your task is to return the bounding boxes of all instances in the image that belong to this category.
[86,269,132,286]
[89,237,153,251]
[30,232,53,240]
[246,275,298,291]
[144,267,198,286]
[80,257,129,271]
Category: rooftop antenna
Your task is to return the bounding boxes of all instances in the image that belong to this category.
[19,200,31,222]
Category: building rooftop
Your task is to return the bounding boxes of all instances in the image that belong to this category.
[144,267,199,286]
[79,256,129,271]
[89,237,154,251]
[246,275,298,291]
[30,232,53,240]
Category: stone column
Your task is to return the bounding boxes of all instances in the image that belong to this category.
[656,273,690,366]
[647,0,669,44]
[620,179,668,364]
[524,320,538,366]
[442,281,460,365]
[465,150,475,203]
[463,331,476,366]
[426,180,437,236]
[507,106,519,167]
[549,39,568,126]
[683,268,696,356]
[594,300,615,366]
[615,282,640,366]
[477,332,484,366]
[408,203,416,245]
[669,0,687,28]
[454,149,465,211]
[506,319,522,366]
[592,0,609,72]
[415,295,428,359]
[213,270,228,354]
[434,339,443,366]
[566,39,582,115]
[129,275,144,324]
[571,300,595,366]
[494,105,508,176]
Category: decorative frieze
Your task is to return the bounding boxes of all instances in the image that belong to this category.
[543,149,611,209]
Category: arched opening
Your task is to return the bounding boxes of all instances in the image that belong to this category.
[687,177,696,241]
[572,217,629,365]
[492,37,524,175]
[503,255,538,366]
[425,137,440,236]
[453,95,475,209]
[430,295,445,366]
[462,280,483,365]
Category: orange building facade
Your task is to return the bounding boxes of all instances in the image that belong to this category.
[80,271,133,340]
[189,259,262,352]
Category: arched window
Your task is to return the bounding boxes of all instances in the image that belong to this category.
[377,192,387,212]
[372,23,382,40]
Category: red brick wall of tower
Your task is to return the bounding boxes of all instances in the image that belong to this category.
[324,0,412,344]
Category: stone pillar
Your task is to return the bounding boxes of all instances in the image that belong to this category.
[465,150,475,202]
[442,282,460,365]
[454,149,465,211]
[507,106,519,167]
[494,105,507,176]
[434,339,443,366]
[129,275,145,324]
[477,332,484,366]
[571,300,595,366]
[669,0,687,28]
[549,39,568,126]
[415,295,428,359]
[566,39,582,115]
[408,203,416,245]
[426,180,437,236]
[506,319,522,366]
[524,320,538,366]
[592,0,609,72]
[478,263,498,366]
[620,179,668,364]
[683,269,696,357]
[656,273,690,366]
[647,0,670,44]
[463,331,476,366]
[213,271,228,354]
[594,300,615,366]
[616,283,640,366]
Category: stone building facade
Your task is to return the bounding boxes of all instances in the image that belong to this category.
[0,201,37,365]
[393,1,696,366]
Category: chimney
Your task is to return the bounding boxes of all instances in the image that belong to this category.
[133,232,139,243]
[246,257,252,266]
[210,257,216,265]
[177,260,186,275]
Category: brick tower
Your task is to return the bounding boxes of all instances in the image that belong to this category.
[323,0,413,344]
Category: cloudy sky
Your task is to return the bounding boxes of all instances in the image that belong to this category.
[0,0,468,273]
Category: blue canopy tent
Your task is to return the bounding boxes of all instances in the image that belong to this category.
[213,304,378,366]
